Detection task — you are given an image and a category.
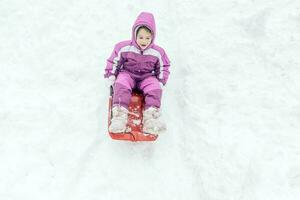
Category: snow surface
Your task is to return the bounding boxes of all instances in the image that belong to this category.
[1,0,300,200]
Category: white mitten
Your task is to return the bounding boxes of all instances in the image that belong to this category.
[159,82,164,89]
[106,75,116,87]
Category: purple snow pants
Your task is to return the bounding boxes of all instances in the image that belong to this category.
[113,72,162,109]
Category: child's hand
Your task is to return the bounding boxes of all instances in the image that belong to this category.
[106,75,116,87]
[159,82,164,88]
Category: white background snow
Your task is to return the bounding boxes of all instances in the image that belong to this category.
[1,0,300,199]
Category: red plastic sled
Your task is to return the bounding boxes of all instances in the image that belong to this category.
[108,88,158,142]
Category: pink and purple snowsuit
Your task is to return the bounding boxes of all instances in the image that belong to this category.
[104,12,170,109]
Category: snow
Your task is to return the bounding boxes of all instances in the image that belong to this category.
[1,0,300,199]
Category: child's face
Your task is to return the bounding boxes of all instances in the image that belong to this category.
[136,28,152,50]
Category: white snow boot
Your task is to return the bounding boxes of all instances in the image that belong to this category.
[142,107,166,134]
[109,106,128,133]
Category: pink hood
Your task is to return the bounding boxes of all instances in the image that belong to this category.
[131,12,156,50]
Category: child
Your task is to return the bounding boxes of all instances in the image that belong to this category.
[104,12,170,134]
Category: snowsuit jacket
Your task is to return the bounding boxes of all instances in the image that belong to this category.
[104,12,170,85]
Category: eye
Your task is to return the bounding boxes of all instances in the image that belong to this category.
[139,36,143,39]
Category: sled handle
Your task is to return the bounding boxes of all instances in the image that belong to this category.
[110,85,114,97]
